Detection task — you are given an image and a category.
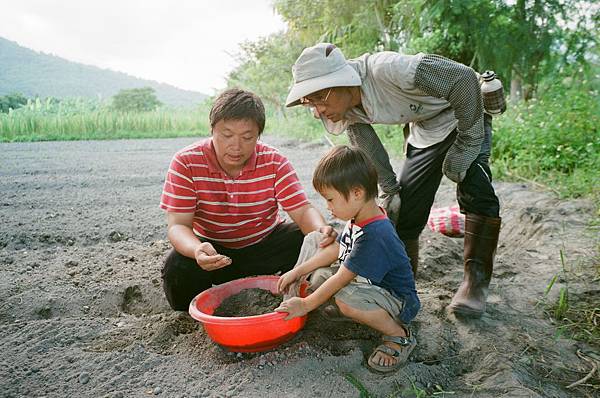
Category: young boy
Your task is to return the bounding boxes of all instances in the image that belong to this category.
[275,145,420,373]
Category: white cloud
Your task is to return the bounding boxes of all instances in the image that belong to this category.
[0,0,287,94]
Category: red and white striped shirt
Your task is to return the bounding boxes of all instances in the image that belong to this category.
[160,138,309,248]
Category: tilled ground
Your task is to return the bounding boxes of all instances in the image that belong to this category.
[0,136,598,398]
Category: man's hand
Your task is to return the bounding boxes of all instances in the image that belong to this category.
[194,242,231,271]
[318,225,337,248]
[442,147,470,183]
[275,297,309,320]
[277,269,300,295]
[378,190,401,226]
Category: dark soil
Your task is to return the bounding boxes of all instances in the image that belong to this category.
[214,288,283,317]
[0,136,598,398]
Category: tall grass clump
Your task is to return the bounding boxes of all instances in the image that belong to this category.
[492,67,600,206]
[263,107,325,141]
[0,97,212,142]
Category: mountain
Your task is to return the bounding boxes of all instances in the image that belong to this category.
[0,37,208,107]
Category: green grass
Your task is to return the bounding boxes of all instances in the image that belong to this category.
[1,129,208,142]
[492,78,599,205]
[555,300,600,347]
[344,373,456,398]
[0,99,211,142]
[344,373,374,398]
[264,108,324,141]
[540,248,600,348]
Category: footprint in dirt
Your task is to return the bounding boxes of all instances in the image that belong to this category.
[36,306,53,319]
[120,285,145,315]
[119,284,167,316]
[89,313,200,354]
[299,312,381,356]
[146,314,200,353]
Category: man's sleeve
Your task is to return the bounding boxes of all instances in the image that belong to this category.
[273,154,309,211]
[159,153,197,212]
[414,54,485,183]
[347,123,401,194]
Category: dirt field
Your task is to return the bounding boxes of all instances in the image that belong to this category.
[0,136,598,397]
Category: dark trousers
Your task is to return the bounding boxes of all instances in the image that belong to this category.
[161,222,305,311]
[396,114,500,240]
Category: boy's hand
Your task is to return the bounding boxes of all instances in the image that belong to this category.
[275,297,309,320]
[318,225,337,248]
[277,269,300,295]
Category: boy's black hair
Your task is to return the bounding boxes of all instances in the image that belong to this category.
[209,88,265,134]
[312,145,378,200]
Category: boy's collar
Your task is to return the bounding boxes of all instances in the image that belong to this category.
[353,207,387,228]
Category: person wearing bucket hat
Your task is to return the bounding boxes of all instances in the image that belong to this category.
[286,43,503,319]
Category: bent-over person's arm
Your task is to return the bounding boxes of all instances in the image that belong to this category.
[414,54,485,183]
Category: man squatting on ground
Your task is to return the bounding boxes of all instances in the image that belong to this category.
[160,88,336,311]
[286,43,503,317]
[276,145,420,373]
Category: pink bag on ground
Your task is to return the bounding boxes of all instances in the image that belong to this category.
[427,206,465,237]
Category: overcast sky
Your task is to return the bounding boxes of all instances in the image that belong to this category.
[0,0,287,94]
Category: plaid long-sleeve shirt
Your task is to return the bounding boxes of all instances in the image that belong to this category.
[326,52,485,183]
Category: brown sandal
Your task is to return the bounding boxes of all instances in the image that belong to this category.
[367,331,416,373]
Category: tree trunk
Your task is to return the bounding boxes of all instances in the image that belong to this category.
[510,72,523,102]
[374,0,393,50]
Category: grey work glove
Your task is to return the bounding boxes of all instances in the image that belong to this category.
[442,131,481,183]
[378,189,401,226]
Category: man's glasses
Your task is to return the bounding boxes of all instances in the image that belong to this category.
[300,88,332,107]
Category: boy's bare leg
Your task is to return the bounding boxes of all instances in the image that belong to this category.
[336,300,408,368]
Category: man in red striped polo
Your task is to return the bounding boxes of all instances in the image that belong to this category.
[160,88,336,311]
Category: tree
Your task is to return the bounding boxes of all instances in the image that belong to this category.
[410,0,598,100]
[225,0,598,109]
[269,0,597,101]
[111,87,162,112]
[227,33,305,114]
[274,0,394,56]
[0,93,28,113]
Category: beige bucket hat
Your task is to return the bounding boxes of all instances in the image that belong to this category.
[285,43,361,107]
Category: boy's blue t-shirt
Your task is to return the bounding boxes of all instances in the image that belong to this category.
[337,214,420,323]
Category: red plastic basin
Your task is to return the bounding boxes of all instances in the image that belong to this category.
[188,275,307,352]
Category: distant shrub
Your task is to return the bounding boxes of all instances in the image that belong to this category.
[0,93,28,113]
[111,87,162,112]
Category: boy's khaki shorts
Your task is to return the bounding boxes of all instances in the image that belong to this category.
[309,266,405,323]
